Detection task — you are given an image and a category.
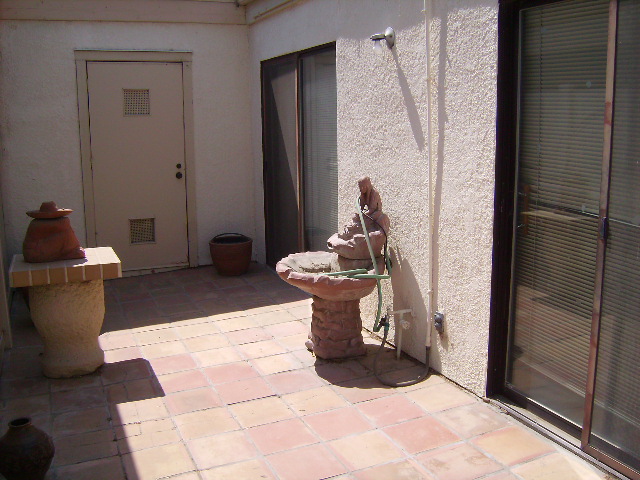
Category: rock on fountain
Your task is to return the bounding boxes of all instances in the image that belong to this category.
[276,177,389,359]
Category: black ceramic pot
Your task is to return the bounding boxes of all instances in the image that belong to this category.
[0,417,55,480]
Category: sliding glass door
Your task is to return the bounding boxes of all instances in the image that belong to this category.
[499,0,639,476]
[506,0,606,428]
[301,49,338,252]
[262,45,337,267]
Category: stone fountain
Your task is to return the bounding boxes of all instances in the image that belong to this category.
[276,177,389,359]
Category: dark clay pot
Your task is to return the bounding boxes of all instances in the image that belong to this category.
[0,418,55,480]
[209,233,252,276]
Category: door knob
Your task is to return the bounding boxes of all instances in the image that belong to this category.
[176,172,183,179]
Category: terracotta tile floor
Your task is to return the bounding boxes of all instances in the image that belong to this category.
[0,264,613,480]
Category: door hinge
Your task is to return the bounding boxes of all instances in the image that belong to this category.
[599,216,609,240]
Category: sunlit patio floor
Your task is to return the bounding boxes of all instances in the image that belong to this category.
[0,264,612,480]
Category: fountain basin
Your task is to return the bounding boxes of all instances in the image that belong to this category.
[276,251,384,302]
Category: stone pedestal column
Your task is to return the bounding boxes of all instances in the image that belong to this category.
[309,296,367,359]
[29,280,105,378]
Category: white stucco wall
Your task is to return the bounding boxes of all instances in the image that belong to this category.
[249,0,498,396]
[428,1,498,395]
[0,20,253,266]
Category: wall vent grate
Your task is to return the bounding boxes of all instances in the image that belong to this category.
[129,218,155,244]
[123,89,150,116]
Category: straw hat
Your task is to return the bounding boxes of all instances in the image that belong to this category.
[26,201,73,219]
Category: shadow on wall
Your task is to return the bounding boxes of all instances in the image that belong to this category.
[391,49,425,152]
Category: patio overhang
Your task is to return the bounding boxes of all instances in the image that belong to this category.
[0,0,246,25]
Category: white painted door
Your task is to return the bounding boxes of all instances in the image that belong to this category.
[87,62,189,271]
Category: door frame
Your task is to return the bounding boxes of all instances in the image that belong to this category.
[0,186,12,355]
[75,50,198,268]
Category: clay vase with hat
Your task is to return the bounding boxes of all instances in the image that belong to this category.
[22,202,86,263]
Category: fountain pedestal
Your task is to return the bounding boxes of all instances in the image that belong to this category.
[310,296,366,359]
[276,251,383,360]
[9,247,122,378]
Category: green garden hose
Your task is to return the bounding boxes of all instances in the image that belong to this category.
[330,198,429,387]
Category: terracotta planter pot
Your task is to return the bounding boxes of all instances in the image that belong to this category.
[209,233,252,276]
[0,417,55,480]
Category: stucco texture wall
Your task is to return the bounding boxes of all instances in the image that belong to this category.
[0,21,253,266]
[429,1,498,395]
[249,0,497,396]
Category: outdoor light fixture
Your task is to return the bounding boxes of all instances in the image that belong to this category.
[370,27,395,54]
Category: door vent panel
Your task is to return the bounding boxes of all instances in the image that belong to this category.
[129,218,156,244]
[123,89,150,116]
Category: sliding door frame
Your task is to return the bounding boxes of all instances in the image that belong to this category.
[582,0,618,454]
[489,1,639,478]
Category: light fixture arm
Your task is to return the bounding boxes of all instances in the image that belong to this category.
[370,27,395,49]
